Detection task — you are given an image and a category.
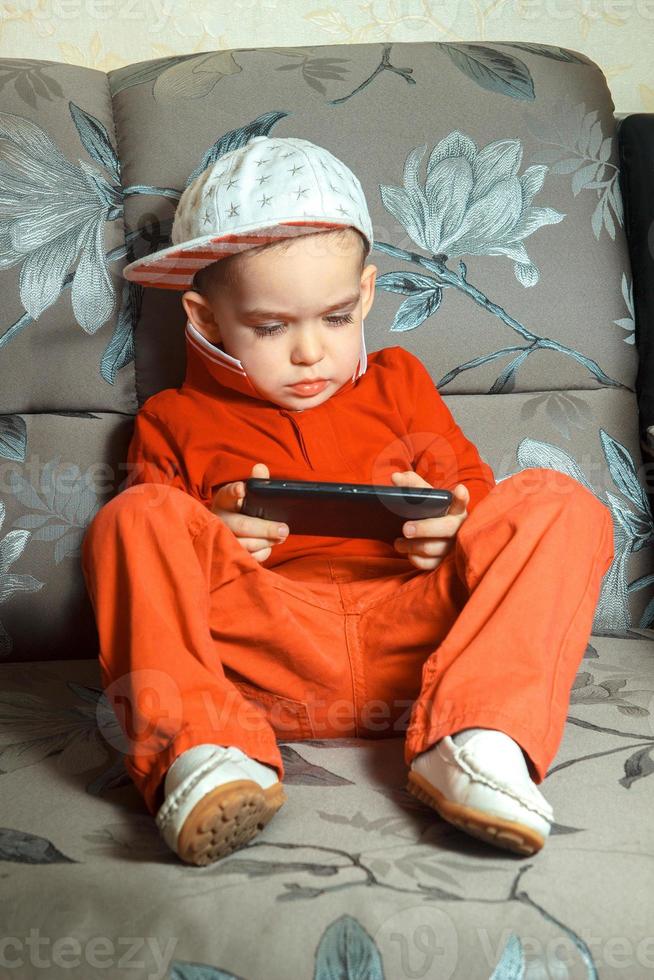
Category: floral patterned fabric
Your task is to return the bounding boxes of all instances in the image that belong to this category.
[1,639,653,979]
[0,40,652,979]
[1,41,650,661]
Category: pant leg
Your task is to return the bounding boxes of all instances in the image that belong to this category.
[82,466,614,815]
[81,483,293,816]
[355,467,614,784]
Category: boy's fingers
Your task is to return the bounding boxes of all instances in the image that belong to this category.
[252,547,273,562]
[235,514,289,539]
[240,538,277,550]
[391,471,462,536]
[447,483,469,515]
[213,468,269,513]
[391,469,431,488]
[234,482,245,509]
[211,480,242,513]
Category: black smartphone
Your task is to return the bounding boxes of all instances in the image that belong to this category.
[241,478,453,541]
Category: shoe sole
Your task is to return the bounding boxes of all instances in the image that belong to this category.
[406,770,546,856]
[176,779,287,866]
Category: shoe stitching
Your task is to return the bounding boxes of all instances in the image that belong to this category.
[156,748,249,829]
[443,744,553,821]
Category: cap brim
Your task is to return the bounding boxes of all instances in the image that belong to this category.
[122,220,349,289]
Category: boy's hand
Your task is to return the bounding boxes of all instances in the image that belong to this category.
[390,470,470,570]
[210,462,289,563]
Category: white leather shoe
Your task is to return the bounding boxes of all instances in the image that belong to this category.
[155,743,286,866]
[407,731,554,855]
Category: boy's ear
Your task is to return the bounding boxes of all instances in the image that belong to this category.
[182,289,221,342]
[361,264,377,319]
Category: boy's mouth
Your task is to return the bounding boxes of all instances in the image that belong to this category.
[288,379,329,396]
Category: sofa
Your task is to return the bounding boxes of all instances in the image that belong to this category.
[1,39,653,980]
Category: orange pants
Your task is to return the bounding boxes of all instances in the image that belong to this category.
[81,467,614,817]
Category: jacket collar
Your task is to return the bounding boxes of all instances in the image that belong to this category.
[183,319,367,405]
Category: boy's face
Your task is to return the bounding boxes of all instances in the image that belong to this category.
[181,233,377,411]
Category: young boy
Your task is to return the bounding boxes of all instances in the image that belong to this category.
[81,136,614,867]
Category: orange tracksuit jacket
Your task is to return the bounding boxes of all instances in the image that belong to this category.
[123,329,497,557]
[82,324,614,816]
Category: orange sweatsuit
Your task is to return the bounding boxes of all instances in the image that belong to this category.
[81,324,615,816]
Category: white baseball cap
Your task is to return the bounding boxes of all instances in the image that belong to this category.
[122,135,374,289]
[124,135,373,388]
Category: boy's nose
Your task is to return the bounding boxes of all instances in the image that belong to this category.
[290,331,325,362]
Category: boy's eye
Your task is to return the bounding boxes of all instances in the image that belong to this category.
[252,313,354,338]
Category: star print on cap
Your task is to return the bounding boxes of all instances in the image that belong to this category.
[122,135,374,291]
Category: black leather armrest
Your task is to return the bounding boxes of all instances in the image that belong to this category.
[618,114,654,464]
